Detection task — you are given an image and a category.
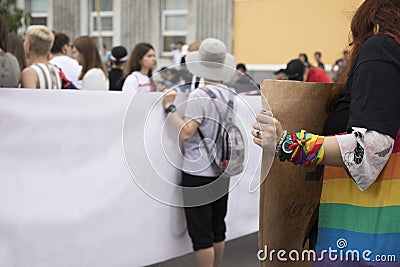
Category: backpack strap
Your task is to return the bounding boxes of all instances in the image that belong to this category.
[199,86,235,124]
[200,86,235,108]
[197,87,221,174]
[196,86,233,175]
[52,63,77,89]
[198,87,224,138]
[199,87,223,117]
[197,127,222,175]
[199,86,217,98]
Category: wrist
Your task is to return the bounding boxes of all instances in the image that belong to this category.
[165,104,176,114]
[164,102,173,109]
[277,129,284,143]
[277,130,326,166]
[275,130,288,156]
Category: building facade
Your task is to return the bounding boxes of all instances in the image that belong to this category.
[17,0,233,60]
[17,0,365,81]
[233,0,364,66]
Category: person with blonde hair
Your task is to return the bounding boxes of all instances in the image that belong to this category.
[21,25,62,89]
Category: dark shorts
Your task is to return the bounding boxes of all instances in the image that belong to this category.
[181,172,229,251]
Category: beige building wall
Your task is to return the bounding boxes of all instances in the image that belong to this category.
[233,0,364,66]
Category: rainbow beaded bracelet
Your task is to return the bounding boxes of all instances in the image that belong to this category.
[278,130,325,167]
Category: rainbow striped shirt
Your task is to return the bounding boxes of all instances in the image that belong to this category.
[314,131,400,266]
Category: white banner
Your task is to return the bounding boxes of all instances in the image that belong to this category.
[0,89,262,267]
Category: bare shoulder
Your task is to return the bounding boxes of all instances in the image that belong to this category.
[21,67,38,89]
[21,67,36,76]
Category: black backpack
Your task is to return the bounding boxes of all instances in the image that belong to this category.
[58,68,78,89]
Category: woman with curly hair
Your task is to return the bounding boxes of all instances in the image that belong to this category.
[253,0,400,265]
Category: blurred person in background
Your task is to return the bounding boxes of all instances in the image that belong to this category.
[314,51,325,70]
[156,66,171,91]
[179,40,203,92]
[230,63,257,93]
[21,25,61,89]
[50,32,82,87]
[102,43,111,72]
[298,53,309,66]
[169,41,184,66]
[305,63,331,83]
[273,69,287,80]
[283,59,305,81]
[122,43,157,92]
[8,33,27,71]
[284,58,330,83]
[236,63,255,82]
[108,45,128,91]
[332,50,350,83]
[72,36,109,90]
[0,14,20,88]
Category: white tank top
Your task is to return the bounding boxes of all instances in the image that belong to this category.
[31,63,62,89]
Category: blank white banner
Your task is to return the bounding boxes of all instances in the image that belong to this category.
[0,89,262,267]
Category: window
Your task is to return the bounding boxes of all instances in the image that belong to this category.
[161,0,188,54]
[25,0,48,26]
[89,0,113,51]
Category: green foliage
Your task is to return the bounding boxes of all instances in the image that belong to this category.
[0,0,31,34]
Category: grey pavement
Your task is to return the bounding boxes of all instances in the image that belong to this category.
[148,232,259,267]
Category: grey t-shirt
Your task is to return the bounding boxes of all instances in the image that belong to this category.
[181,84,236,177]
[0,51,20,88]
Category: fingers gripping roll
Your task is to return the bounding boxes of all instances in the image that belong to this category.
[252,110,283,149]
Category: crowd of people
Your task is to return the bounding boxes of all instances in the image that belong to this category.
[274,50,349,83]
[0,17,256,94]
[1,11,343,94]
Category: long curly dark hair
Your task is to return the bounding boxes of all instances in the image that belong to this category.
[327,0,400,112]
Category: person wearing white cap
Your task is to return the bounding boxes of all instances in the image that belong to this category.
[108,45,128,90]
[163,38,237,267]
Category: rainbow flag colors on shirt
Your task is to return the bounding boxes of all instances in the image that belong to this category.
[314,131,400,266]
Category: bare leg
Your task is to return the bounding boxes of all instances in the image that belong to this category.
[195,247,214,267]
[213,241,225,267]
